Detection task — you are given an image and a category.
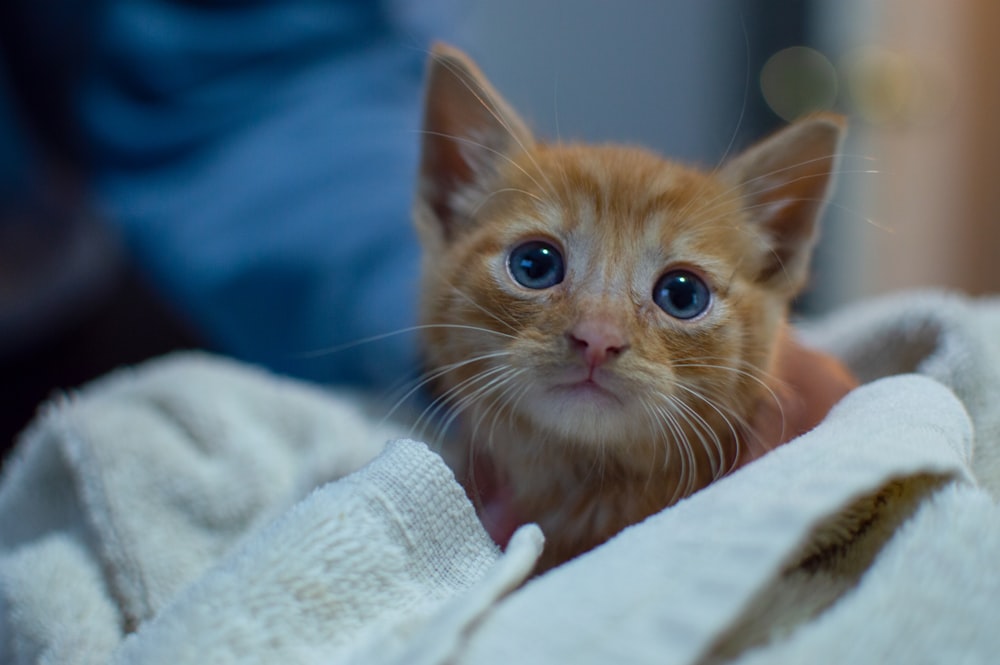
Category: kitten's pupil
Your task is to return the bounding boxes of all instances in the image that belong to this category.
[653,270,710,320]
[508,241,565,289]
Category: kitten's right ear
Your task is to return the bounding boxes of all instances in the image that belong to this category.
[721,114,845,293]
[415,43,535,244]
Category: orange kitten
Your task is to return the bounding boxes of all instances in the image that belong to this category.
[414,44,848,570]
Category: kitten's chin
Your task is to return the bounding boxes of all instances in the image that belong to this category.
[520,379,641,444]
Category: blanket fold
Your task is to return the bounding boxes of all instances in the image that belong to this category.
[0,354,407,662]
[802,290,1000,492]
[452,375,973,665]
[3,290,1000,664]
[109,439,541,665]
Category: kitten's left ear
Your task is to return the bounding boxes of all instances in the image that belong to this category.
[722,113,846,292]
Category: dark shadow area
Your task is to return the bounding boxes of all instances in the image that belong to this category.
[0,161,202,459]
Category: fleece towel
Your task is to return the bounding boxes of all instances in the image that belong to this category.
[1,290,999,664]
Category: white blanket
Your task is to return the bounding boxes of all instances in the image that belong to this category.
[2,290,999,664]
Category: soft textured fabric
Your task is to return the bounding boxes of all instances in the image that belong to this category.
[2,290,1000,663]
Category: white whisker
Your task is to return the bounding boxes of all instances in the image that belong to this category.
[299,323,516,359]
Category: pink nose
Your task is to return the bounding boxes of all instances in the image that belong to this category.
[567,318,629,369]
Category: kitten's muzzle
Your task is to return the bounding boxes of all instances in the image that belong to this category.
[566,318,630,372]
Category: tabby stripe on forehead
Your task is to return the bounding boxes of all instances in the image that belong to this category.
[638,180,708,222]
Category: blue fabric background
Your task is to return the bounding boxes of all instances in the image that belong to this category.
[5,0,456,388]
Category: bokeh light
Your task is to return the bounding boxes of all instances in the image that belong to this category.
[760,46,838,121]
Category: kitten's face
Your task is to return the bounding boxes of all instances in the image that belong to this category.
[420,146,783,448]
[415,45,843,466]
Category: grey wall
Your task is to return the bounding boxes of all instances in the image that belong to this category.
[457,1,747,166]
[456,1,869,311]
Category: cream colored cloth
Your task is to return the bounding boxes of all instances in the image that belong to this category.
[1,290,999,664]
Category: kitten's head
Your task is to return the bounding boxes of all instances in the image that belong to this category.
[414,44,844,465]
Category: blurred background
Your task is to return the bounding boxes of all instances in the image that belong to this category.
[1,0,998,453]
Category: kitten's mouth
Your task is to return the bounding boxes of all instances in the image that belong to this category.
[523,372,633,439]
[552,378,623,405]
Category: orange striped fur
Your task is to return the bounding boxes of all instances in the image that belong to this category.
[415,44,845,570]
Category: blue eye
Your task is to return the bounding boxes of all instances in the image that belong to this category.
[653,270,711,320]
[508,241,565,289]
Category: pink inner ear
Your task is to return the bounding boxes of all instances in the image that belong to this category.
[761,189,820,241]
[419,128,476,229]
[726,116,844,288]
[417,47,534,239]
[750,187,824,285]
[759,198,795,225]
[419,88,485,231]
